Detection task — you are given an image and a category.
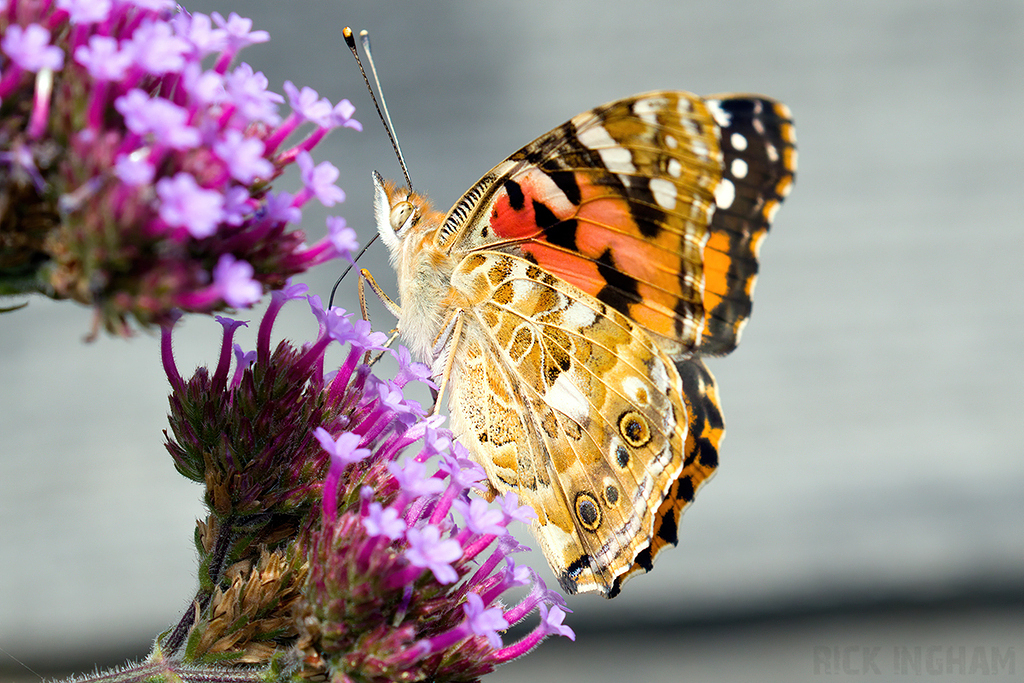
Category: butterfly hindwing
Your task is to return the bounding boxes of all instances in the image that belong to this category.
[444,251,691,595]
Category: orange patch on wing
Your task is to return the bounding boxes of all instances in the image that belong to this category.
[702,230,732,310]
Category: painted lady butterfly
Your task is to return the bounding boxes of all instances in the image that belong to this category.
[369,91,796,597]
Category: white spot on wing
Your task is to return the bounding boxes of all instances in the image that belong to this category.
[649,178,677,210]
[667,158,682,178]
[731,132,748,150]
[714,178,735,209]
[598,146,637,175]
[632,97,666,126]
[563,301,597,329]
[706,100,732,127]
[578,125,637,176]
[651,357,670,393]
[665,135,678,149]
[731,158,748,179]
[545,373,589,425]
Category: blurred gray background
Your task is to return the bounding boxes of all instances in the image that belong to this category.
[2,1,1022,681]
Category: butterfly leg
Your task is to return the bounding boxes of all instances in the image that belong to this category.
[428,308,465,417]
[357,268,404,364]
[359,268,402,319]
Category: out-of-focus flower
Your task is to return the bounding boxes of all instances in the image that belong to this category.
[0,1,360,335]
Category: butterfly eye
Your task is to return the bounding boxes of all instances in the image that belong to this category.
[390,201,416,233]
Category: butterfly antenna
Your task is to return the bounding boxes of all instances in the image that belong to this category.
[330,27,409,309]
[328,234,377,309]
[343,27,413,191]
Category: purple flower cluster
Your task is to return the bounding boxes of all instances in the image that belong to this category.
[0,1,360,334]
[161,286,573,680]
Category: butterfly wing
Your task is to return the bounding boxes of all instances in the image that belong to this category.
[445,251,719,596]
[435,90,795,357]
[417,91,794,595]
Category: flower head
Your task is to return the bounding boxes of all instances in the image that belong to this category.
[0,2,360,334]
[158,280,573,679]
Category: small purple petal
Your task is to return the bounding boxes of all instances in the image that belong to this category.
[156,173,225,238]
[262,191,302,224]
[454,498,507,536]
[224,63,283,125]
[388,459,446,498]
[463,593,509,649]
[2,24,64,72]
[221,186,252,226]
[74,36,132,80]
[500,492,538,524]
[127,19,190,75]
[182,64,226,105]
[284,81,334,127]
[331,98,363,131]
[214,129,274,183]
[327,216,358,258]
[296,151,345,206]
[315,428,371,467]
[173,12,228,57]
[364,502,407,540]
[114,154,155,186]
[539,604,575,641]
[213,254,261,307]
[405,525,462,584]
[212,12,271,50]
[57,0,111,23]
[114,90,200,150]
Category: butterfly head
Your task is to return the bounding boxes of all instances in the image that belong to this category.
[372,170,440,256]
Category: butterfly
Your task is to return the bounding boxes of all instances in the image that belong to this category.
[366,91,796,597]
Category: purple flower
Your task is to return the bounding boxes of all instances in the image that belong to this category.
[156,173,225,238]
[212,254,261,307]
[331,98,363,131]
[3,4,359,331]
[455,498,507,536]
[56,0,111,25]
[214,129,274,184]
[115,90,201,149]
[327,216,358,259]
[220,186,252,226]
[2,24,64,72]
[393,345,434,389]
[262,191,302,224]
[438,445,488,489]
[388,459,446,498]
[212,12,271,50]
[74,36,132,81]
[127,19,190,75]
[405,525,462,584]
[113,153,154,187]
[224,63,283,125]
[463,593,509,649]
[364,502,407,540]
[501,492,539,524]
[284,81,334,127]
[296,151,345,206]
[162,293,573,679]
[172,12,228,58]
[315,429,371,468]
[538,603,575,640]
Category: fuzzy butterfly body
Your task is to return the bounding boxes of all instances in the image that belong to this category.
[372,91,795,597]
